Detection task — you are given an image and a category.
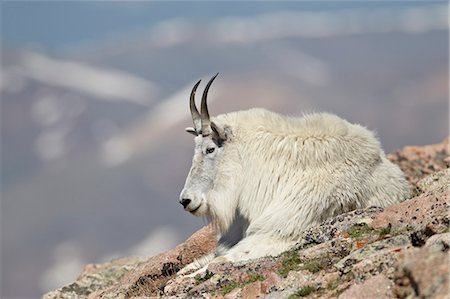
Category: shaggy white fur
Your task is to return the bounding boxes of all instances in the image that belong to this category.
[178,108,409,275]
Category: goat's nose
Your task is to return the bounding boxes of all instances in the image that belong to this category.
[180,198,191,209]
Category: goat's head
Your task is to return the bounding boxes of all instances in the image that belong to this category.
[179,74,231,216]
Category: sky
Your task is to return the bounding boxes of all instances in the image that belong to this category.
[2,1,439,51]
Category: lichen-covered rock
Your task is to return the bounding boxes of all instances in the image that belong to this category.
[335,235,410,278]
[416,167,450,193]
[298,238,352,262]
[295,207,384,248]
[425,232,450,252]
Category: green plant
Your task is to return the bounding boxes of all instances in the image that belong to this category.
[327,281,339,290]
[221,281,241,295]
[347,223,372,239]
[301,259,322,273]
[378,224,392,237]
[278,251,302,278]
[288,285,317,298]
[246,274,265,283]
[194,271,214,285]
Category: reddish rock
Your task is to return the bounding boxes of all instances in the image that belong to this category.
[278,270,315,290]
[388,137,449,186]
[91,225,216,298]
[338,274,395,299]
[43,256,147,299]
[394,246,449,299]
[335,235,410,281]
[260,272,282,294]
[299,238,352,262]
[224,288,242,299]
[162,275,196,296]
[241,281,264,299]
[321,272,340,287]
[206,257,279,283]
[371,169,449,232]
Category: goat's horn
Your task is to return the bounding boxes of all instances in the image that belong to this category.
[190,80,202,131]
[201,73,219,136]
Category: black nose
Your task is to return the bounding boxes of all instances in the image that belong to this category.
[180,198,191,208]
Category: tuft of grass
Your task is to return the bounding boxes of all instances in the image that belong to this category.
[278,252,326,277]
[288,285,317,298]
[378,224,392,238]
[327,281,339,290]
[246,274,265,283]
[220,274,265,295]
[221,281,241,295]
[278,251,302,278]
[347,223,372,239]
[194,271,214,285]
[301,259,322,273]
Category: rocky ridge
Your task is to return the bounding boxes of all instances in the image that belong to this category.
[43,138,449,299]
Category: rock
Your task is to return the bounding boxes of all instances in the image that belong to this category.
[321,272,340,288]
[371,169,449,234]
[387,137,450,185]
[394,246,449,299]
[205,257,279,283]
[278,270,315,291]
[97,224,216,298]
[224,288,241,299]
[387,137,449,186]
[298,238,352,262]
[335,235,410,279]
[162,275,196,297]
[43,256,147,299]
[260,272,283,294]
[241,281,264,299]
[338,274,395,299]
[296,206,383,248]
[416,167,450,193]
[425,232,450,252]
[43,225,215,299]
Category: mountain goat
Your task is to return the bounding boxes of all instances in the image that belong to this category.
[178,74,409,275]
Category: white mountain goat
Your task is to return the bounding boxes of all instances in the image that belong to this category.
[178,74,409,275]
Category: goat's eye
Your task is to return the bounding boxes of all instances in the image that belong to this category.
[206,147,215,154]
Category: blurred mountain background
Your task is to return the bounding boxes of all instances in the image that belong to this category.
[1,2,448,298]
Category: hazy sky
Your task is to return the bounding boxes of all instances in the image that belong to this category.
[2,1,437,51]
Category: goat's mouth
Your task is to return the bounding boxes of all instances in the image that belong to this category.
[189,204,201,214]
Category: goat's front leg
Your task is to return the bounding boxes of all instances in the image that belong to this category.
[181,234,296,277]
[183,255,231,278]
[177,252,215,276]
[221,234,296,263]
[178,242,232,277]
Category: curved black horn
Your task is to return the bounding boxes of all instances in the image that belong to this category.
[190,79,202,131]
[201,73,219,136]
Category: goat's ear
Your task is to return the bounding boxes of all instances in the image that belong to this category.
[185,127,198,136]
[211,122,229,147]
